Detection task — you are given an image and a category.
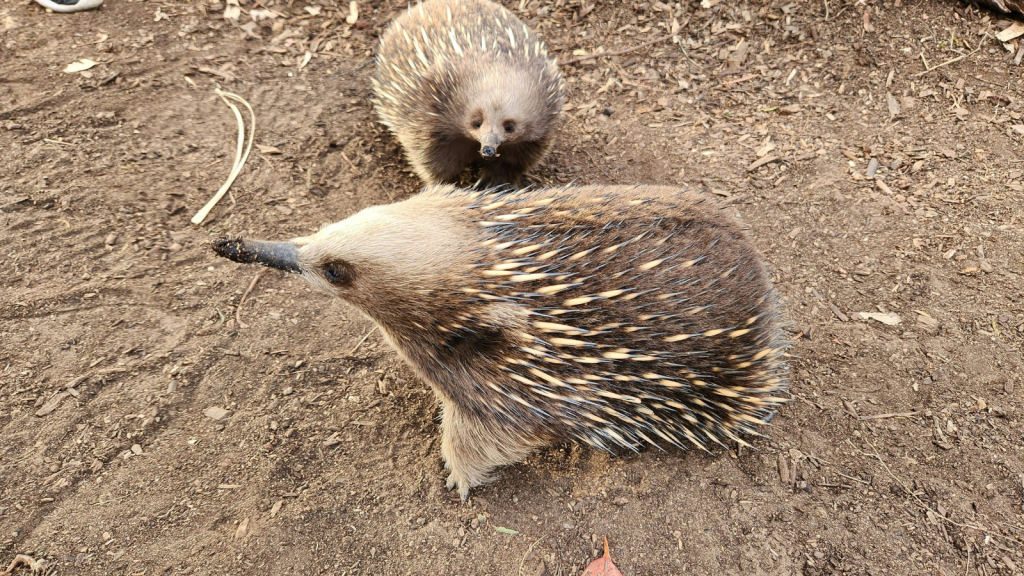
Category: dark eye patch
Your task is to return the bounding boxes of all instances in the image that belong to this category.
[322,260,354,285]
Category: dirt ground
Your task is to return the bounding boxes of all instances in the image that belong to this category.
[2,0,1023,573]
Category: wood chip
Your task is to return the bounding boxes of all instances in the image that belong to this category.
[35,392,69,417]
[855,312,901,325]
[747,155,779,171]
[235,517,250,539]
[205,406,230,420]
[828,302,849,322]
[997,22,1024,42]
[270,500,284,518]
[323,432,342,447]
[777,453,790,485]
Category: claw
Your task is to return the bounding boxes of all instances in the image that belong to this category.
[445,472,471,502]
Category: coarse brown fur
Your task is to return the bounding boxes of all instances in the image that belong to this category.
[372,0,564,187]
[213,185,791,500]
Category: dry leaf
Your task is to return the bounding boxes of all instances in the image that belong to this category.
[581,538,624,576]
[346,0,359,23]
[256,144,282,154]
[64,59,98,73]
[886,92,900,117]
[855,312,901,326]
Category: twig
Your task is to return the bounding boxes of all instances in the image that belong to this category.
[42,138,75,147]
[4,555,43,573]
[858,411,920,421]
[348,326,377,355]
[518,536,545,576]
[334,58,373,77]
[235,268,268,329]
[192,89,256,225]
[862,439,1024,546]
[563,33,674,65]
[834,471,871,485]
[913,47,980,77]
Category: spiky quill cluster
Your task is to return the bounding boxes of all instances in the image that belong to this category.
[372,0,565,186]
[213,184,790,500]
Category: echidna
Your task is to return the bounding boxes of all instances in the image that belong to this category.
[372,0,565,187]
[213,185,790,500]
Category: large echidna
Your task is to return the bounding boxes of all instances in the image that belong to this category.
[372,0,565,187]
[213,185,790,500]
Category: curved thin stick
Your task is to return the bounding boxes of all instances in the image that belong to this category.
[191,90,256,225]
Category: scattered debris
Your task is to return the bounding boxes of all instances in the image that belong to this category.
[64,58,97,73]
[854,312,901,326]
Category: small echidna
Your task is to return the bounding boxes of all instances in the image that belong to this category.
[372,0,565,186]
[213,185,790,500]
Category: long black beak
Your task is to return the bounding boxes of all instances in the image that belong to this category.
[212,237,301,274]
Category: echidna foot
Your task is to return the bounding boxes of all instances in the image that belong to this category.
[444,470,473,502]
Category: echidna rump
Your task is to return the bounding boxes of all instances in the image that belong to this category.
[213,185,790,500]
[373,0,565,186]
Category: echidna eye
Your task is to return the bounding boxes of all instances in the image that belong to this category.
[472,119,482,129]
[322,261,353,286]
[503,121,515,133]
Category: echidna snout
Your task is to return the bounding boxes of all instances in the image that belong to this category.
[215,184,791,501]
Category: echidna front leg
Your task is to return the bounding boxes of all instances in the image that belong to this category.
[420,136,478,184]
[479,140,549,188]
[439,398,539,501]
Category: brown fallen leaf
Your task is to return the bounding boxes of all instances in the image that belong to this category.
[581,538,623,576]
